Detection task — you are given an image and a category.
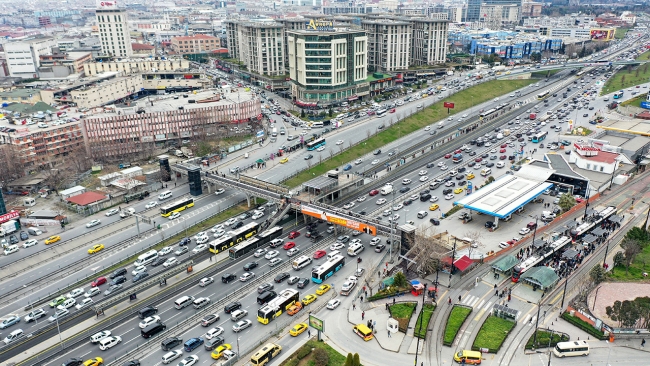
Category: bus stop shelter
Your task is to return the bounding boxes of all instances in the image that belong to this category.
[492,255,518,276]
[521,266,559,291]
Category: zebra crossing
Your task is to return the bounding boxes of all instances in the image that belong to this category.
[460,294,493,312]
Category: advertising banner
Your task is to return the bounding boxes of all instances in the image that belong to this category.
[443,102,455,109]
[301,205,377,236]
[590,29,614,41]
[309,314,324,331]
[0,211,19,224]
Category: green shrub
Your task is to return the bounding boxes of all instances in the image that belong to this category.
[561,312,607,340]
[353,353,361,366]
[472,316,516,353]
[284,359,299,366]
[443,306,472,346]
[525,330,569,350]
[297,345,312,359]
[313,348,329,366]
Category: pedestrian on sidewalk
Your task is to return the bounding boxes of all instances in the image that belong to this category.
[361,296,364,302]
[448,298,451,305]
[308,329,311,337]
[362,311,365,320]
[353,303,356,310]
[388,330,391,338]
[458,295,462,302]
[642,339,646,347]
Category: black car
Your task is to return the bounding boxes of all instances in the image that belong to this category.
[485,221,495,228]
[486,162,494,168]
[443,188,452,195]
[243,262,258,271]
[419,189,430,195]
[481,153,489,159]
[374,149,381,155]
[111,276,127,285]
[297,278,310,289]
[399,187,410,193]
[426,162,436,168]
[458,180,467,186]
[467,161,476,167]
[304,154,314,160]
[221,273,237,283]
[420,194,431,202]
[122,361,141,366]
[403,199,413,206]
[375,244,386,253]
[456,174,465,180]
[224,301,242,314]
[9,235,18,245]
[179,237,191,246]
[429,218,440,226]
[133,272,149,283]
[19,231,28,240]
[468,151,477,156]
[62,358,84,366]
[458,167,466,173]
[161,337,183,351]
[151,257,166,267]
[231,221,243,230]
[110,268,127,279]
[274,272,290,283]
[204,335,225,351]
[138,306,158,319]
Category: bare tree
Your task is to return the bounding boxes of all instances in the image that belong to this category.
[0,145,22,183]
[328,149,334,160]
[409,228,449,276]
[42,167,67,192]
[366,129,371,140]
[66,145,92,174]
[464,230,484,259]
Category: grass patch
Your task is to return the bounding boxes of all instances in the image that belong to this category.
[414,304,436,338]
[621,93,646,108]
[389,302,417,332]
[569,127,592,136]
[561,312,607,340]
[615,27,632,40]
[282,79,536,187]
[638,50,650,61]
[279,339,347,366]
[525,330,569,350]
[531,69,562,78]
[472,315,516,353]
[601,61,650,95]
[608,242,650,281]
[443,305,472,346]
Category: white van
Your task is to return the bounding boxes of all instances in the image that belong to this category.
[231,309,248,321]
[158,191,173,200]
[3,329,23,345]
[98,336,121,350]
[134,250,158,267]
[292,255,312,270]
[27,227,42,236]
[174,295,195,309]
[347,243,364,256]
[4,245,18,256]
[327,250,341,260]
[480,168,492,177]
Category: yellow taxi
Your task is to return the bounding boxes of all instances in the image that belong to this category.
[45,235,61,245]
[88,244,105,254]
[290,323,308,336]
[302,294,317,305]
[211,343,232,359]
[280,157,289,164]
[83,358,103,366]
[429,204,439,211]
[316,284,331,295]
[454,187,464,194]
[466,173,475,180]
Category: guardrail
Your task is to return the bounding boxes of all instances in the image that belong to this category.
[107,235,338,365]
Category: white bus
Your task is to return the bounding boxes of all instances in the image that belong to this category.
[311,121,323,128]
[347,243,364,256]
[376,109,387,118]
[292,255,312,270]
[135,250,159,266]
[553,340,589,358]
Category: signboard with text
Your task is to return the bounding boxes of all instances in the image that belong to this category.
[97,0,119,8]
[309,314,324,332]
[0,211,19,224]
[301,205,377,236]
[443,102,455,109]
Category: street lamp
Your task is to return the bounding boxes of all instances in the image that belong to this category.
[413,283,427,366]
[529,215,540,245]
[237,336,240,358]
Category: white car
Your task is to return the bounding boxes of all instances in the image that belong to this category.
[240,272,255,282]
[57,298,76,309]
[66,288,85,298]
[163,257,178,267]
[265,250,279,259]
[211,224,224,233]
[139,315,161,329]
[75,297,94,310]
[330,242,345,251]
[437,161,445,167]
[199,277,214,287]
[3,246,18,256]
[195,235,209,244]
[445,181,455,187]
[327,299,341,309]
[519,227,531,235]
[159,246,173,256]
[233,319,252,332]
[419,176,429,182]
[445,194,455,200]
[440,165,448,171]
[225,218,237,226]
[254,248,267,257]
[98,335,121,351]
[418,170,428,176]
[392,203,403,211]
[132,265,147,276]
[354,158,363,165]
[48,308,69,322]
[369,237,381,246]
[410,194,419,201]
[145,201,158,209]
[336,140,344,145]
[388,214,400,222]
[162,350,183,364]
[215,188,225,195]
[449,170,458,177]
[402,178,412,185]
[193,244,208,254]
[22,239,38,248]
[372,159,379,165]
[206,326,224,339]
[105,209,119,217]
[343,202,356,209]
[357,196,366,202]
[213,229,226,238]
[430,196,439,203]
[168,212,181,220]
[316,146,325,152]
[376,198,387,205]
[499,242,510,249]
[496,162,505,168]
[383,209,392,217]
[85,287,101,298]
[85,219,101,228]
[269,258,282,267]
[252,211,264,220]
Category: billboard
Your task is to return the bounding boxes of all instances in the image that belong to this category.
[443,102,455,109]
[97,0,119,8]
[0,211,19,224]
[301,205,377,236]
[309,314,324,331]
[590,29,615,41]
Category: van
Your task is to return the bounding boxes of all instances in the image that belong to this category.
[454,350,482,364]
[257,290,277,305]
[429,182,441,190]
[174,295,195,310]
[230,309,248,321]
[27,227,42,236]
[3,329,23,345]
[135,250,159,267]
[141,322,166,338]
[527,221,538,231]
[120,207,135,218]
[347,243,364,256]
[292,255,312,270]
[327,250,341,260]
[480,168,492,177]
[352,324,374,341]
[161,336,183,351]
[158,191,173,200]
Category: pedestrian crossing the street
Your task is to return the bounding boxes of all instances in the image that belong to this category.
[521,314,537,327]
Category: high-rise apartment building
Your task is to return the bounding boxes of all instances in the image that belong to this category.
[287,27,367,105]
[4,35,55,78]
[96,1,132,58]
[411,19,449,66]
[466,0,521,22]
[224,21,285,76]
[362,19,412,72]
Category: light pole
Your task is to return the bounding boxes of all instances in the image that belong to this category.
[413,282,427,366]
[54,310,64,350]
[449,238,457,288]
[529,215,540,245]
[237,336,240,357]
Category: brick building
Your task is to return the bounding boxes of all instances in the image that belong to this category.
[170,35,220,55]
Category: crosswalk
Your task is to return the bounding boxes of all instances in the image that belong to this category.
[460,294,493,312]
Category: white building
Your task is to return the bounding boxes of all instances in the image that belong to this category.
[4,36,55,79]
[96,1,133,58]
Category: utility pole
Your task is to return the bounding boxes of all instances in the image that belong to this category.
[449,238,457,288]
[413,283,427,366]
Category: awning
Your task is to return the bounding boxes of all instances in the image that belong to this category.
[454,255,474,272]
[562,249,579,260]
[492,255,518,272]
[582,234,598,244]
[521,266,559,290]
[590,227,607,237]
[532,239,546,248]
[609,214,624,224]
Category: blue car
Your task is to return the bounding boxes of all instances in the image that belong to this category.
[343,164,352,171]
[588,120,597,125]
[184,337,204,352]
[0,315,20,329]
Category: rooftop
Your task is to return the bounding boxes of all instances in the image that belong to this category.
[545,153,586,180]
[580,150,619,164]
[0,89,40,98]
[172,34,219,41]
[66,191,107,206]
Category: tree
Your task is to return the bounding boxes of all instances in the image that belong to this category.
[344,353,354,366]
[464,230,484,259]
[625,226,649,244]
[393,271,408,288]
[353,353,360,366]
[328,108,333,117]
[635,67,640,78]
[410,229,447,276]
[621,75,626,86]
[300,109,305,118]
[606,300,640,327]
[590,265,607,284]
[621,238,642,274]
[557,193,576,212]
[613,251,625,267]
[313,348,329,366]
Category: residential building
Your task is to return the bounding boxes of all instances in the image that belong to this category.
[322,5,377,15]
[362,19,412,72]
[0,89,42,104]
[170,34,220,55]
[287,28,367,105]
[131,43,155,55]
[4,36,55,79]
[521,1,542,18]
[411,18,449,66]
[224,21,286,77]
[466,0,521,22]
[480,4,521,29]
[96,2,133,58]
[39,51,93,77]
[0,191,5,216]
[83,59,190,76]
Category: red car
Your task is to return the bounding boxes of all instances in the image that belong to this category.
[501,144,507,148]
[575,197,585,203]
[474,157,482,162]
[444,153,452,159]
[500,155,507,160]
[369,189,379,196]
[499,148,506,153]
[454,149,462,154]
[288,231,300,239]
[283,241,296,250]
[91,276,107,287]
[313,250,327,259]
[389,108,396,113]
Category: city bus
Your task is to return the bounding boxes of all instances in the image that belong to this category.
[257,289,300,324]
[537,90,550,100]
[250,343,282,366]
[160,197,194,217]
[229,226,283,259]
[613,90,624,99]
[376,109,387,118]
[230,221,260,244]
[311,121,323,128]
[306,137,326,151]
[531,131,548,143]
[311,254,345,284]
[479,108,496,119]
[553,340,589,358]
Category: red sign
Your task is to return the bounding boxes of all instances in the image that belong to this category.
[0,211,19,224]
[443,102,455,109]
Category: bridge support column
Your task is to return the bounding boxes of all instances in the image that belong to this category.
[205,182,213,194]
[245,194,251,208]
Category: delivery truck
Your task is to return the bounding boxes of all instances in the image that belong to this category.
[0,220,19,237]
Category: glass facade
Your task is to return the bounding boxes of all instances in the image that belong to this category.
[0,191,6,216]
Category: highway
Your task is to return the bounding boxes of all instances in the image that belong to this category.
[48,224,385,365]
